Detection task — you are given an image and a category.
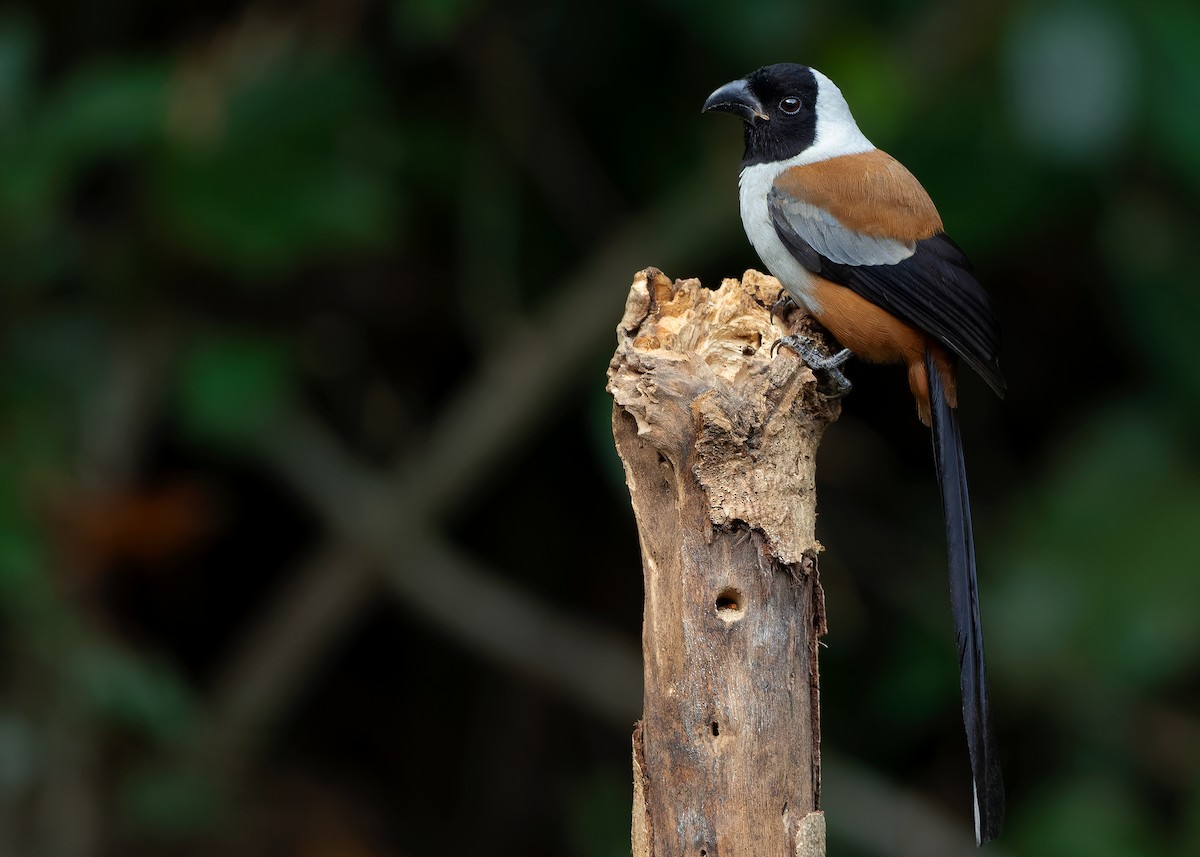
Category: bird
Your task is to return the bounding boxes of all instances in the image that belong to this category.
[703,63,1005,844]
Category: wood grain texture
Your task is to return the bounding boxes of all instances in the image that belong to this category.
[608,268,836,857]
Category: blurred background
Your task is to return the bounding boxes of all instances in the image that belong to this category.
[1,0,1198,855]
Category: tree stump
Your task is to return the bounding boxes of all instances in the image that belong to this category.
[608,268,838,857]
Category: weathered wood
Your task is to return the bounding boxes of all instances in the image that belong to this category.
[608,268,837,857]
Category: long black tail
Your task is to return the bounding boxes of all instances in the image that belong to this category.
[926,349,1005,844]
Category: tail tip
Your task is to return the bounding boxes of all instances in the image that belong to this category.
[973,780,1005,845]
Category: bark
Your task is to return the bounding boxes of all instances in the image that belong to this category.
[608,268,837,857]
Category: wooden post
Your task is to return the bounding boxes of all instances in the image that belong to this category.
[608,268,837,857]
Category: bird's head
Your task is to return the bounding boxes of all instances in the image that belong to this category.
[703,63,872,167]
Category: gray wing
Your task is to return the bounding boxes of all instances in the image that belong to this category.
[766,186,1005,397]
[767,186,915,267]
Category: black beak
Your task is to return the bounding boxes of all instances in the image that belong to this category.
[702,78,769,122]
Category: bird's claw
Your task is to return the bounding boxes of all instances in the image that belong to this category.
[769,292,797,320]
[772,334,854,398]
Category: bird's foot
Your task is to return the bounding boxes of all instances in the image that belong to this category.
[769,292,797,320]
[772,334,853,398]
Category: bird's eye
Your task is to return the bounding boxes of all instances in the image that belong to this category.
[779,96,802,115]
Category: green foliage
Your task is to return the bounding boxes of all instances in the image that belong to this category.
[1003,3,1137,162]
[563,771,631,857]
[1102,195,1200,420]
[154,56,403,275]
[994,406,1200,689]
[71,645,198,743]
[1146,0,1200,192]
[0,56,168,285]
[1022,774,1157,857]
[0,713,40,793]
[818,31,914,144]
[0,14,37,126]
[175,333,295,443]
[0,525,51,612]
[120,762,224,835]
[393,0,482,48]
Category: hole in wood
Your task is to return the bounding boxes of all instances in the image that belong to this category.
[711,720,719,737]
[715,587,744,622]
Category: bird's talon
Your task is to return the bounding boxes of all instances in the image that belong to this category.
[821,370,853,399]
[769,293,796,320]
[772,335,853,397]
[772,333,814,359]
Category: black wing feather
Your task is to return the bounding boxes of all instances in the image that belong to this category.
[770,203,1005,397]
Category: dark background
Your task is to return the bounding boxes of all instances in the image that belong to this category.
[2,1,1199,855]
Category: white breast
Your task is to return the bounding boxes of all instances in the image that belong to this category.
[739,161,824,312]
